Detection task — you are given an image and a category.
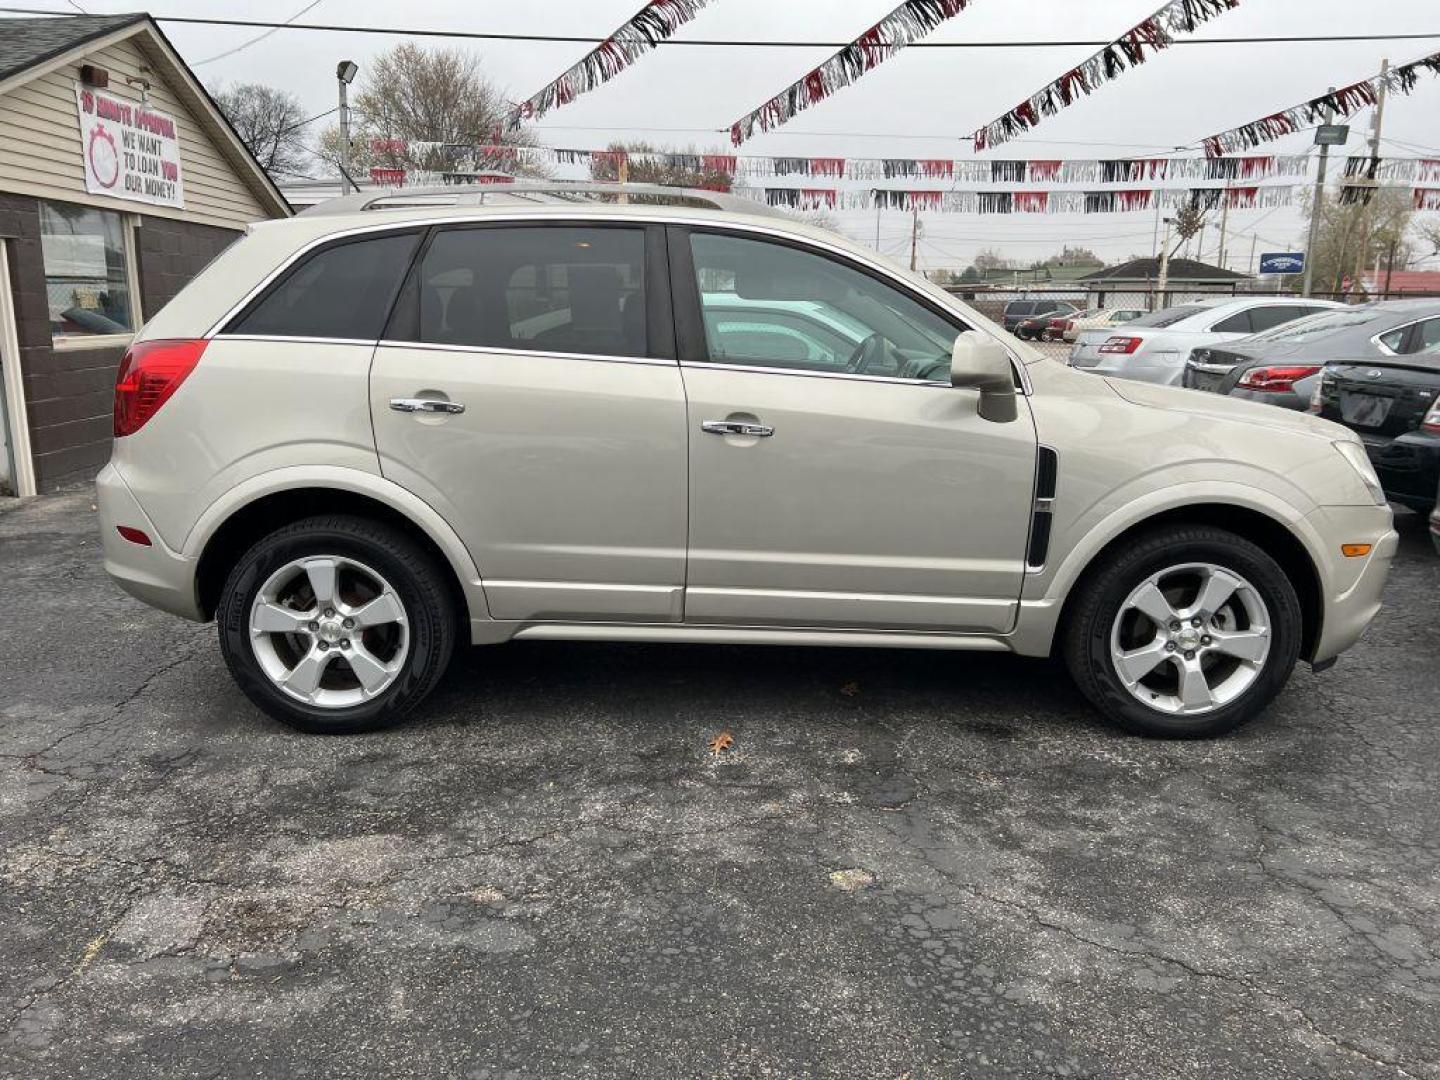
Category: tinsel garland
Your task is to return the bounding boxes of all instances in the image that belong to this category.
[729,0,977,145]
[506,0,716,129]
[380,140,1310,185]
[972,0,1241,151]
[746,184,1296,213]
[1202,49,1440,157]
[1416,189,1440,211]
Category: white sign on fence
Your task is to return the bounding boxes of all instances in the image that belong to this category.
[73,84,185,209]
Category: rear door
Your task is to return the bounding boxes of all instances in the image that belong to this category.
[672,226,1036,633]
[370,221,688,623]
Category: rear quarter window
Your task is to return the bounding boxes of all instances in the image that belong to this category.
[227,231,421,340]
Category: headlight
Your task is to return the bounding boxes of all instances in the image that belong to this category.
[1333,440,1387,506]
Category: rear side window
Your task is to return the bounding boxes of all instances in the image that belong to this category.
[1247,305,1315,333]
[228,231,420,340]
[1210,310,1254,334]
[408,225,648,357]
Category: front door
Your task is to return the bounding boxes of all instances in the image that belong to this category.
[370,222,688,623]
[673,228,1036,633]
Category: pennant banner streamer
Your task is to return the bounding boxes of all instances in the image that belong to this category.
[747,184,1296,214]
[387,140,1311,185]
[729,0,978,146]
[1201,49,1440,157]
[972,0,1241,151]
[507,0,716,130]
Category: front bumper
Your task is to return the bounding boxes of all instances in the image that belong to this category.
[96,463,204,621]
[1310,504,1399,663]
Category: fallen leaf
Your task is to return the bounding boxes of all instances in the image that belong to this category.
[708,730,734,756]
[839,681,861,697]
[829,867,875,892]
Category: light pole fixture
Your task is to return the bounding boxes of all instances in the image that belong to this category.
[336,60,358,193]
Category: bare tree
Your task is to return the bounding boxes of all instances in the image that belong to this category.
[213,83,310,179]
[587,141,732,191]
[318,43,535,175]
[973,248,1010,272]
[1300,185,1415,293]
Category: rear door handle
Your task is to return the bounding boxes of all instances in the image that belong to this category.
[390,397,465,415]
[702,420,773,437]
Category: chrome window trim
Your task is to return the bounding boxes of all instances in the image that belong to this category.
[202,210,1027,391]
[213,333,381,347]
[1371,315,1438,357]
[679,360,951,388]
[377,339,676,368]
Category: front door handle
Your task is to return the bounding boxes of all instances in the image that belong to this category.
[390,397,465,415]
[702,420,774,437]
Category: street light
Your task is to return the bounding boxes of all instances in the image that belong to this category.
[337,60,358,193]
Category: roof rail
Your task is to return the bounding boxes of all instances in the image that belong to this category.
[297,180,785,218]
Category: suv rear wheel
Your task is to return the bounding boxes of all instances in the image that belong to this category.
[1063,525,1303,738]
[217,515,456,733]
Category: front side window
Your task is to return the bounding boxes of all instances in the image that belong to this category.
[230,231,420,339]
[412,226,648,357]
[39,201,134,340]
[689,232,960,380]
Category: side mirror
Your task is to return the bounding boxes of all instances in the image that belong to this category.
[951,331,1019,423]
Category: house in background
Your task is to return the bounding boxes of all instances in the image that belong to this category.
[1,14,289,496]
[1079,257,1253,309]
[1347,269,1440,299]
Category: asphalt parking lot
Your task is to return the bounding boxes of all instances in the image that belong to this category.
[1,491,1437,1079]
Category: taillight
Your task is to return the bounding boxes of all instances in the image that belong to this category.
[1098,336,1142,355]
[1423,397,1440,434]
[1237,364,1321,392]
[113,339,207,437]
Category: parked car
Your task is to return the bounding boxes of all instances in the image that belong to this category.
[97,187,1396,740]
[1186,300,1440,409]
[1015,302,1078,341]
[1431,488,1440,556]
[1002,298,1074,335]
[1308,342,1440,513]
[1062,306,1147,343]
[1069,296,1343,384]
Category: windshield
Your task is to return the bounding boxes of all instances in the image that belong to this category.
[1125,305,1207,328]
[1247,308,1376,343]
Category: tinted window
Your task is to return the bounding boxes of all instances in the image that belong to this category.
[1128,305,1206,328]
[689,232,961,380]
[1247,305,1316,333]
[231,232,419,339]
[1004,302,1035,317]
[1412,318,1440,353]
[413,226,647,357]
[1210,310,1254,334]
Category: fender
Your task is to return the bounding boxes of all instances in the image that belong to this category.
[1008,477,1329,658]
[182,464,493,621]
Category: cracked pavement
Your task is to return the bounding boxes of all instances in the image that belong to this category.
[1,490,1438,1079]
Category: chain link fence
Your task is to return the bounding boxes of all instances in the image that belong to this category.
[947,285,1440,362]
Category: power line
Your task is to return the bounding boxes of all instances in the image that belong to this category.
[3,8,1438,49]
[192,0,326,66]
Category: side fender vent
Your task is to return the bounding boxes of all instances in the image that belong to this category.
[1027,446,1059,570]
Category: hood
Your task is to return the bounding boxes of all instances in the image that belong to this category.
[1104,377,1349,441]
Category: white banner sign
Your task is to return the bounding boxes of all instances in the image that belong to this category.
[73,84,184,209]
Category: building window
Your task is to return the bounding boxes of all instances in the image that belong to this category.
[39,202,136,341]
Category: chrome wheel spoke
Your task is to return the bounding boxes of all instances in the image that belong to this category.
[345,643,393,694]
[1177,658,1216,712]
[283,648,334,698]
[1129,581,1178,628]
[303,558,339,607]
[252,602,313,634]
[1209,628,1269,663]
[350,591,405,629]
[1193,568,1241,619]
[1115,639,1170,684]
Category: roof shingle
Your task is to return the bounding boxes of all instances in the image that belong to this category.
[0,14,147,86]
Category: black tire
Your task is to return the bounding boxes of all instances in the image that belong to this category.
[1062,525,1303,738]
[217,515,457,734]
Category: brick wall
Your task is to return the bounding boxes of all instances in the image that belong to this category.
[0,193,241,492]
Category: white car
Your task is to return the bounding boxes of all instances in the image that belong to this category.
[95,184,1395,739]
[1069,297,1344,384]
[1062,306,1147,343]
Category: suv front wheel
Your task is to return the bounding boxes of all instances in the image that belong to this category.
[217,515,457,734]
[1063,525,1303,738]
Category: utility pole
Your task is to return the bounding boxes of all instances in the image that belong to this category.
[1248,234,1257,276]
[1351,59,1390,297]
[1217,180,1231,271]
[875,203,881,251]
[336,60,358,194]
[1301,87,1337,297]
[1156,216,1174,304]
[909,203,920,272]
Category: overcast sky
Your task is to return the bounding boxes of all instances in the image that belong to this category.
[15,0,1440,270]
